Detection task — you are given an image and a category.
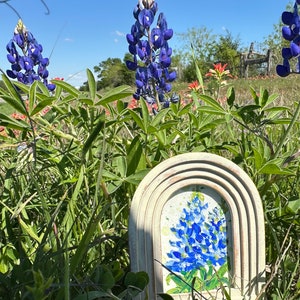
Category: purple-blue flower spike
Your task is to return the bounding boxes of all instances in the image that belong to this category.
[277,2,300,77]
[126,0,178,110]
[6,19,55,91]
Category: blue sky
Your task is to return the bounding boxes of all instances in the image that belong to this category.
[0,0,289,87]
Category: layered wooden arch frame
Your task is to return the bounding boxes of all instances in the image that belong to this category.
[129,152,265,299]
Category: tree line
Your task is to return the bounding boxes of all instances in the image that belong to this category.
[80,24,284,91]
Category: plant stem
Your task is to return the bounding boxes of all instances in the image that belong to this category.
[274,100,300,159]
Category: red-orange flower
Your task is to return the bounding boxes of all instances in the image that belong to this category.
[11,112,26,120]
[188,80,200,91]
[127,98,138,109]
[205,62,233,90]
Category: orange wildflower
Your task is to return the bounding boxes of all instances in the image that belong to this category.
[188,80,200,91]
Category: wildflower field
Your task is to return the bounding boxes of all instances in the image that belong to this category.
[0,0,300,299]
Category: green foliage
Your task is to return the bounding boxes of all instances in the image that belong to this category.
[0,68,299,300]
[261,2,294,74]
[90,54,135,91]
[212,30,241,77]
[165,264,228,294]
[176,26,242,82]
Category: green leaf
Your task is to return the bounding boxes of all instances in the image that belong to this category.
[0,113,29,130]
[151,107,170,127]
[29,80,38,113]
[155,130,167,146]
[96,85,133,106]
[221,286,231,300]
[109,261,125,282]
[216,262,228,278]
[102,170,120,181]
[51,79,80,97]
[97,265,116,291]
[237,104,261,114]
[263,106,289,119]
[249,86,259,105]
[115,156,127,178]
[259,162,294,175]
[30,98,55,116]
[126,109,146,132]
[73,291,114,300]
[198,105,226,115]
[82,115,105,157]
[124,271,149,291]
[9,80,30,95]
[286,199,300,214]
[1,73,24,100]
[53,82,62,99]
[262,93,279,109]
[191,43,204,94]
[260,88,269,107]
[126,136,143,176]
[140,96,151,131]
[0,95,27,115]
[271,118,294,124]
[78,98,94,106]
[86,68,96,101]
[157,293,175,300]
[252,147,264,170]
[159,120,179,131]
[178,102,193,116]
[199,95,225,113]
[18,217,42,244]
[125,169,150,185]
[226,86,235,107]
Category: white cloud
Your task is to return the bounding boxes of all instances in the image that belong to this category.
[64,37,74,42]
[65,71,87,88]
[115,30,125,37]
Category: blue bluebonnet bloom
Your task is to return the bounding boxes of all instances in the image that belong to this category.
[6,19,55,91]
[126,0,178,109]
[277,1,300,77]
[165,192,227,273]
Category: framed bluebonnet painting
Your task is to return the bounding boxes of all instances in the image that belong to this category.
[129,152,265,300]
[161,186,231,294]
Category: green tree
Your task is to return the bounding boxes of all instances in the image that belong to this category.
[94,58,123,89]
[93,54,135,90]
[211,30,241,77]
[261,2,294,74]
[176,27,241,81]
[121,53,136,86]
[80,54,135,91]
[176,26,217,82]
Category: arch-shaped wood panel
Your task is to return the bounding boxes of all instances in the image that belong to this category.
[129,152,265,299]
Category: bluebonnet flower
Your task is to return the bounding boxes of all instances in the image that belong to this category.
[126,0,178,109]
[6,19,55,91]
[165,192,227,273]
[277,1,300,77]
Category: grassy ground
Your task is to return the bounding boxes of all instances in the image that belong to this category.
[174,74,300,107]
[230,74,300,105]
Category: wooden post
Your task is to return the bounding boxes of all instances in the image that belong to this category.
[240,43,271,78]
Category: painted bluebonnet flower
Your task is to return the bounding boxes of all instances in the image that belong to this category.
[277,1,300,77]
[126,0,178,109]
[165,192,227,273]
[6,19,55,91]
